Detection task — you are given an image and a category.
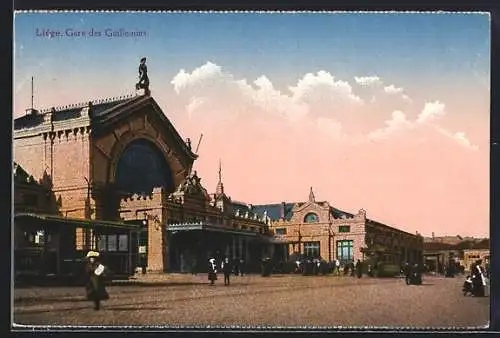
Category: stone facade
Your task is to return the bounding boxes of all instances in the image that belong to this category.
[256,188,423,266]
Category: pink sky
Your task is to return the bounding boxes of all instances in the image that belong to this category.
[163,62,490,238]
[14,61,490,238]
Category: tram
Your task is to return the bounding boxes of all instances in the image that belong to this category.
[14,213,142,284]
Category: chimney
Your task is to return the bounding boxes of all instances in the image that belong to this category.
[25,108,39,115]
[280,202,286,219]
[432,232,435,240]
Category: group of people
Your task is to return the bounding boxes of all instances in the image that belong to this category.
[463,259,488,297]
[403,262,423,285]
[208,257,239,286]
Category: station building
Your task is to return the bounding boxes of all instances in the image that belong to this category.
[13,85,424,277]
[13,90,277,276]
[253,188,424,267]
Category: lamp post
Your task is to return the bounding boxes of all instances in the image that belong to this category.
[83,177,93,250]
[83,177,92,219]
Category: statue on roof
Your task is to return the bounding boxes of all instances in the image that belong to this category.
[135,57,150,95]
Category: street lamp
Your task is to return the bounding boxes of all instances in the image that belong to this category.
[84,177,92,218]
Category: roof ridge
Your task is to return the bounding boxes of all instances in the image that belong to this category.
[37,92,138,114]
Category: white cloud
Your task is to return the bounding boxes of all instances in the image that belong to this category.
[402,94,412,103]
[171,61,223,94]
[384,84,404,94]
[171,61,478,151]
[186,96,206,115]
[416,101,446,124]
[354,76,382,86]
[436,127,479,150]
[289,71,363,106]
[368,110,413,140]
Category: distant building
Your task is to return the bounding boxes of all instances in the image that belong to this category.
[423,237,490,273]
[252,187,424,266]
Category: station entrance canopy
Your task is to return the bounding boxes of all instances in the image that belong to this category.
[167,221,258,238]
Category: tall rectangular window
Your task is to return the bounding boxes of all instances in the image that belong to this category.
[303,241,320,258]
[336,240,353,263]
[107,235,117,252]
[118,234,128,251]
[97,235,107,252]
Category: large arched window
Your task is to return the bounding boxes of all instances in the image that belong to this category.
[115,138,174,195]
[304,212,319,223]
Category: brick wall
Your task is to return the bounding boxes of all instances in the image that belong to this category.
[14,128,91,218]
[118,187,168,272]
[14,135,46,183]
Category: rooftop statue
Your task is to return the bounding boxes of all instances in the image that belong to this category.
[135,57,150,95]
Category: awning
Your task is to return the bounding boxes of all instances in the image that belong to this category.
[14,213,140,231]
[167,222,258,237]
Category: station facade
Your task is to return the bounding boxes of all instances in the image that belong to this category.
[13,89,423,276]
[253,188,424,267]
[13,90,276,275]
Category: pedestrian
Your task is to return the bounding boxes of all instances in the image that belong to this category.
[233,258,240,276]
[350,261,356,277]
[239,258,245,276]
[403,261,410,285]
[208,257,218,285]
[335,259,340,276]
[356,259,363,278]
[222,257,232,286]
[471,260,486,297]
[84,251,109,311]
[191,257,197,275]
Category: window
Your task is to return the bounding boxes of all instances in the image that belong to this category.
[107,235,117,252]
[304,213,319,223]
[338,225,350,233]
[118,234,128,251]
[275,228,287,235]
[97,236,107,251]
[336,240,353,263]
[304,241,320,258]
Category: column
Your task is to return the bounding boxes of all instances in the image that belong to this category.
[238,237,243,258]
[128,230,133,274]
[232,236,236,260]
[245,237,250,261]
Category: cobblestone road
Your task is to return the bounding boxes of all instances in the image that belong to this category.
[12,274,490,329]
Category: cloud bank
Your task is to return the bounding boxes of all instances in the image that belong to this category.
[169,61,487,237]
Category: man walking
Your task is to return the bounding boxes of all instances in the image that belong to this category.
[222,257,232,286]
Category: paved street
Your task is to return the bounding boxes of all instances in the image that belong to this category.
[12,274,489,329]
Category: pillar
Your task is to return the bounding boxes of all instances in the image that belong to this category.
[238,237,243,258]
[147,215,167,272]
[245,237,250,261]
[232,236,236,260]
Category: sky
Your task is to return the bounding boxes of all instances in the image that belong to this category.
[13,12,490,237]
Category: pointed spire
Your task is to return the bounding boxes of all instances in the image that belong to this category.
[216,159,224,196]
[309,186,315,202]
[218,159,222,183]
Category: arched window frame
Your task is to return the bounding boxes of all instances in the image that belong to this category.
[304,212,320,223]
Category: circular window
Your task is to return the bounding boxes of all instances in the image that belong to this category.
[304,213,319,223]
